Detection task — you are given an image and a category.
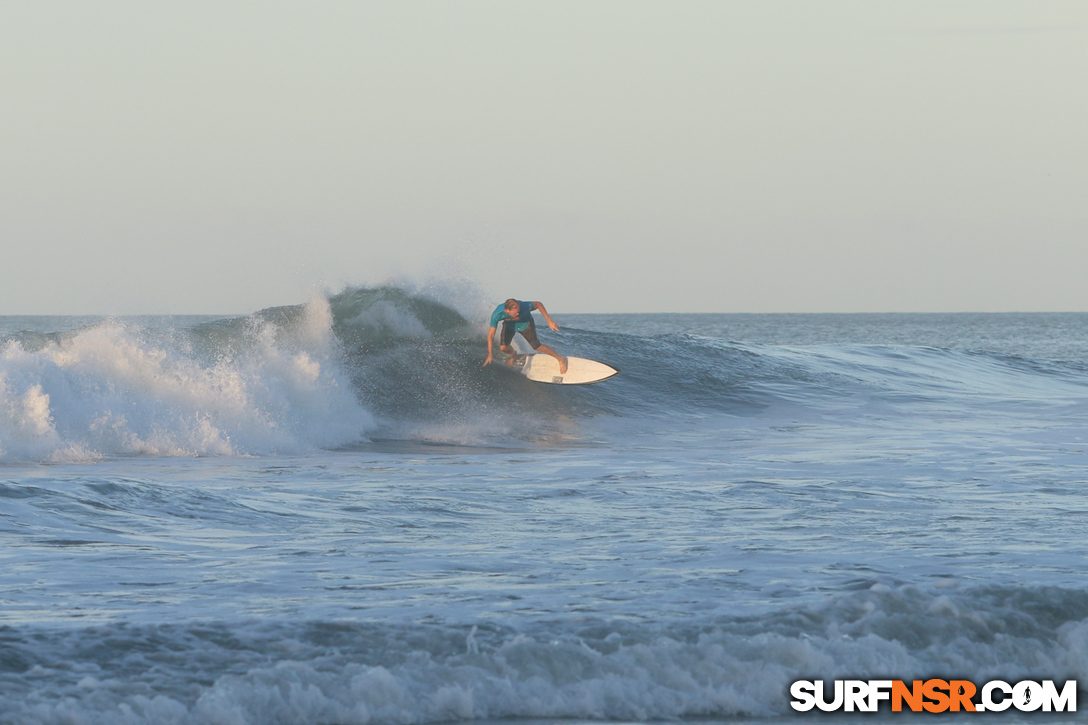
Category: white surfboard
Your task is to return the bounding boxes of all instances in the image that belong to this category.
[508,354,619,385]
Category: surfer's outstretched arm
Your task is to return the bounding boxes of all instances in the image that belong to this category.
[483,326,497,366]
[532,301,559,332]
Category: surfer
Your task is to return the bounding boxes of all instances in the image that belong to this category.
[484,298,568,374]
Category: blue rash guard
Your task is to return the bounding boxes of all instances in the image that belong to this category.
[490,301,535,332]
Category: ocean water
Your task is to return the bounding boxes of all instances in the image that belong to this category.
[2,288,1087,724]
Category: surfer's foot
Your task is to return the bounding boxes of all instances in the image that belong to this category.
[559,356,568,374]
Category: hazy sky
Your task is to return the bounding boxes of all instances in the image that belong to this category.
[1,1,1085,314]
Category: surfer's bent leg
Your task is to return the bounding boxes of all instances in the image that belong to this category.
[521,322,567,374]
[519,322,542,350]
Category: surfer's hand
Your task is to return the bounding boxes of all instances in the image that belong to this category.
[483,354,492,367]
[548,320,559,332]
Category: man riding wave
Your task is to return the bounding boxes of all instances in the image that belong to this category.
[483,298,568,374]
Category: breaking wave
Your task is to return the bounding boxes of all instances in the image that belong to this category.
[3,285,1088,462]
[0,295,372,461]
[2,584,1085,724]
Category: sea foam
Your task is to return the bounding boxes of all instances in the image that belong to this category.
[4,585,1087,725]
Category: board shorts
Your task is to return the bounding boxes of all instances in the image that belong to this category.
[501,319,541,349]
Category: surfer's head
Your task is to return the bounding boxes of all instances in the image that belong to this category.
[504,299,520,314]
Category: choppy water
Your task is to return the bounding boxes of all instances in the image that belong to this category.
[2,289,1087,723]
